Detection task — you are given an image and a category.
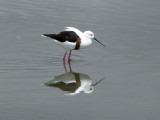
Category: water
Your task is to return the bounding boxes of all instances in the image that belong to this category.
[0,0,160,120]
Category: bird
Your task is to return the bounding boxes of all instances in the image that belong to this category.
[42,27,105,62]
[44,61,105,95]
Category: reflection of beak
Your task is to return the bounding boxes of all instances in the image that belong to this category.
[93,38,106,47]
[93,77,105,86]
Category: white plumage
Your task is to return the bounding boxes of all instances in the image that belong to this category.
[42,27,105,61]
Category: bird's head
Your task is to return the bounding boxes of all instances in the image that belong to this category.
[84,31,106,47]
[84,31,95,39]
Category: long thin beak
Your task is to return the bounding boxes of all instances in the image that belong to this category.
[93,77,105,87]
[93,38,106,47]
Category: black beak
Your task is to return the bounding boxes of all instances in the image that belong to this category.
[93,77,105,87]
[93,38,106,47]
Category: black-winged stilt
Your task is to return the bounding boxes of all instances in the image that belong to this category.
[42,27,105,62]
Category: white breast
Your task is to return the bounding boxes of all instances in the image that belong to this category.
[80,37,92,49]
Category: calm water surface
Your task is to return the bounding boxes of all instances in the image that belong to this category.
[0,0,160,120]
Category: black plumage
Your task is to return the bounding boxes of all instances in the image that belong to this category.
[43,31,79,43]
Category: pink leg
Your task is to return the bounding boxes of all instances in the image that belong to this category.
[68,50,72,62]
[63,51,67,62]
[63,59,67,72]
[68,60,72,72]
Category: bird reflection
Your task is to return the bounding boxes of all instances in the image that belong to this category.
[44,61,104,95]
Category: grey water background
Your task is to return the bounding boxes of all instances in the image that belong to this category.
[0,0,160,120]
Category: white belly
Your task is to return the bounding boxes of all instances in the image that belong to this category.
[53,40,76,50]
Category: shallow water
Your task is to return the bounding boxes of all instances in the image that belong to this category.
[0,0,160,120]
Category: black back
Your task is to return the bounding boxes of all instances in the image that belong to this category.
[43,31,79,43]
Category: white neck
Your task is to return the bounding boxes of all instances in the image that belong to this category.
[80,37,92,49]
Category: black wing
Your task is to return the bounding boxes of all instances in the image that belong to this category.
[43,31,79,43]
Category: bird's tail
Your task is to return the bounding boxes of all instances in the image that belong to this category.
[42,34,57,39]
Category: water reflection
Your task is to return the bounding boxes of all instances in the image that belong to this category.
[45,61,104,95]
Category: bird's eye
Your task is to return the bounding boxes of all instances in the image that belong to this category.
[90,34,93,36]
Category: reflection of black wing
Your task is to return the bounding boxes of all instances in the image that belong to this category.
[43,31,79,43]
[45,82,78,92]
[44,72,90,94]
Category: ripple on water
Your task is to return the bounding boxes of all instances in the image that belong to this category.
[43,51,91,67]
[0,51,91,71]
